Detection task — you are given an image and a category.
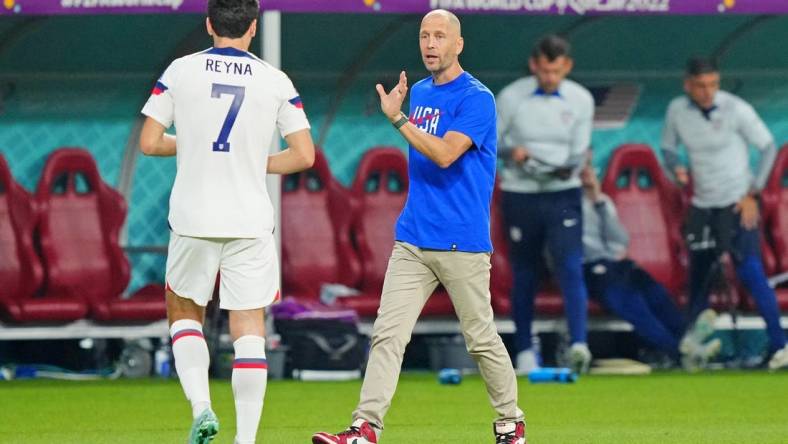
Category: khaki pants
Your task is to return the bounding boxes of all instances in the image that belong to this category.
[353,242,524,429]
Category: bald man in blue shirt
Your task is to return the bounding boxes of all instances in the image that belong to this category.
[313,10,526,444]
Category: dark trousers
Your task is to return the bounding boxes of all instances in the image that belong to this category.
[502,188,588,353]
[585,259,685,357]
[686,205,786,352]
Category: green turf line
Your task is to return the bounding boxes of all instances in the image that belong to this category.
[1,372,786,443]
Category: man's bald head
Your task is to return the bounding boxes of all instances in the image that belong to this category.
[422,9,461,37]
[419,9,464,80]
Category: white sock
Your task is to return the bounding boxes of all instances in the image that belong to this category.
[232,335,268,444]
[170,319,211,419]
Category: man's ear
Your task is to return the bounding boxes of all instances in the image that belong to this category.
[528,57,537,75]
[248,19,258,38]
[564,57,574,75]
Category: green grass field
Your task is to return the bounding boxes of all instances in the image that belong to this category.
[2,371,787,443]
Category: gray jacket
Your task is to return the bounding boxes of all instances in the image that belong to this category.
[496,76,594,193]
[582,193,629,263]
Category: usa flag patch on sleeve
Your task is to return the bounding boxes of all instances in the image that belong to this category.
[288,96,304,109]
[151,81,168,96]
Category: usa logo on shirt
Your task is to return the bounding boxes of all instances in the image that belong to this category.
[410,106,441,135]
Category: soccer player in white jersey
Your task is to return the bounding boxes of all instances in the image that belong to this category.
[138,1,315,443]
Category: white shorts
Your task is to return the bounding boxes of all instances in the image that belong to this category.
[165,231,280,310]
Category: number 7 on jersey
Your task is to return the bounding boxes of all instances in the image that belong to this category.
[211,83,246,152]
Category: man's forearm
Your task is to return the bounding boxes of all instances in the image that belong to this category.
[752,141,777,192]
[600,202,630,247]
[267,147,314,175]
[141,133,176,157]
[396,118,459,168]
[565,152,587,168]
[497,144,514,158]
[496,121,514,159]
[563,151,588,176]
[661,146,681,181]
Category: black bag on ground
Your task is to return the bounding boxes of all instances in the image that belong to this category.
[275,318,368,373]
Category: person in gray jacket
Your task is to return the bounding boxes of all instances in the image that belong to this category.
[661,57,788,370]
[496,34,593,374]
[580,160,720,369]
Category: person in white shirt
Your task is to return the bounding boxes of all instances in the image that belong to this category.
[496,34,594,374]
[660,57,787,371]
[139,1,315,442]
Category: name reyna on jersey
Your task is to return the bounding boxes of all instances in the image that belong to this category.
[410,106,441,135]
[206,59,253,76]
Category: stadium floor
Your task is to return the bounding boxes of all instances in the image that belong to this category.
[3,371,787,443]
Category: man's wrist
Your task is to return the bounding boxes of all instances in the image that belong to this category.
[391,112,408,129]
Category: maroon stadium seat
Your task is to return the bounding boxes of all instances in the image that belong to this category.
[281,149,361,301]
[759,145,788,310]
[337,147,453,317]
[35,148,165,321]
[601,144,687,300]
[0,153,88,322]
[762,145,788,271]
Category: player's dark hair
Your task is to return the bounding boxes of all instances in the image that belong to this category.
[208,0,259,39]
[686,57,719,77]
[531,34,571,61]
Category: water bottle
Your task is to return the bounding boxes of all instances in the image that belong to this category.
[154,344,172,378]
[527,367,577,384]
[438,368,462,385]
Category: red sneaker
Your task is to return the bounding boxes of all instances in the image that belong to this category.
[494,421,526,444]
[312,419,378,444]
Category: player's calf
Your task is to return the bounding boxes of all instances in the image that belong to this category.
[231,335,268,444]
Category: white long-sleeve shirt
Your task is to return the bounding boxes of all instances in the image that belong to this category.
[496,76,594,193]
[660,90,776,208]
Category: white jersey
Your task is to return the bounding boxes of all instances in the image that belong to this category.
[141,46,310,238]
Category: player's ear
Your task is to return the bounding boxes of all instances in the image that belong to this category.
[206,17,214,37]
[528,57,537,74]
[564,57,574,75]
[248,19,258,38]
[455,36,464,56]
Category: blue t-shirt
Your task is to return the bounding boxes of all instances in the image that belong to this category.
[395,71,497,253]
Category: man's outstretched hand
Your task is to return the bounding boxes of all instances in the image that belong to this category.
[376,71,408,123]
